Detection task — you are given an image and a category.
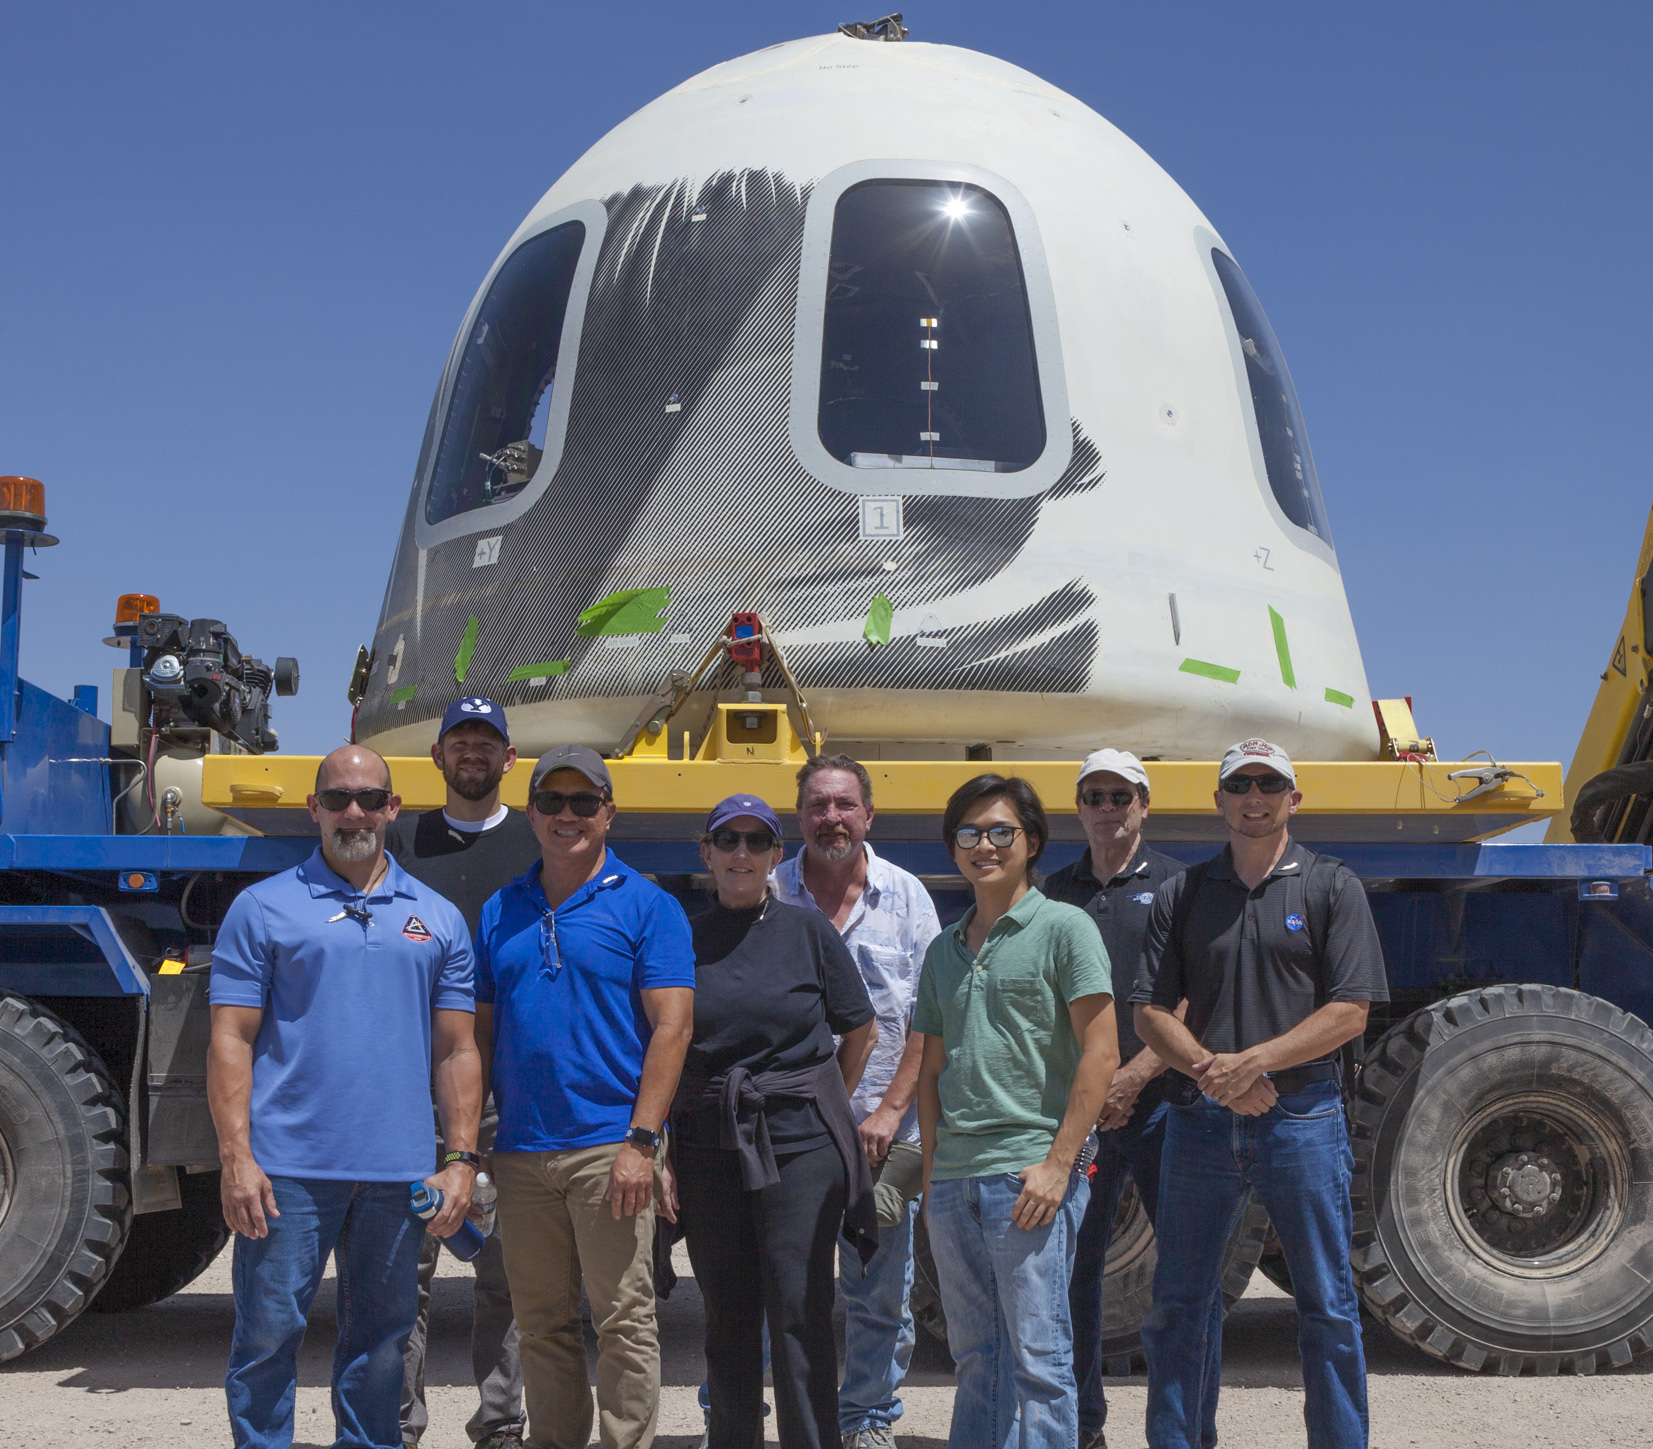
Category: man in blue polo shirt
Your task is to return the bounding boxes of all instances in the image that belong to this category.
[476,745,695,1449]
[209,743,482,1449]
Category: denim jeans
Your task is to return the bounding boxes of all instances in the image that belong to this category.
[226,1177,425,1449]
[1142,1081,1368,1449]
[839,1195,919,1433]
[926,1169,1089,1449]
[1069,1088,1222,1440]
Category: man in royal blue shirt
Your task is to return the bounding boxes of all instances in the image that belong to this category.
[209,744,482,1449]
[476,745,694,1449]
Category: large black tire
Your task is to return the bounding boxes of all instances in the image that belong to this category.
[1351,985,1653,1374]
[912,1180,1269,1371]
[0,994,131,1360]
[89,1169,229,1312]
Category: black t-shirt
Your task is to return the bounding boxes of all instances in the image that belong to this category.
[1131,840,1388,1059]
[1044,841,1185,1063]
[673,898,875,1151]
[383,807,540,937]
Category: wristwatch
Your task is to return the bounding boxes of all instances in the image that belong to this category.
[440,1150,483,1171]
[625,1125,661,1153]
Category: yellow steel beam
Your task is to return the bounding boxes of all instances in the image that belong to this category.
[1546,499,1653,842]
[205,755,1561,825]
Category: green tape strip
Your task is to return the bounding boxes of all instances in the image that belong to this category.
[508,661,571,682]
[1180,658,1240,684]
[454,616,479,685]
[576,587,670,637]
[1268,607,1296,689]
[1325,687,1355,708]
[864,592,894,647]
[390,685,417,704]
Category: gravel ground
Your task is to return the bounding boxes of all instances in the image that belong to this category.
[3,1241,1650,1447]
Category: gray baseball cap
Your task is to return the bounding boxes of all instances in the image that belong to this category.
[530,744,613,795]
[1077,748,1149,792]
[1218,738,1296,784]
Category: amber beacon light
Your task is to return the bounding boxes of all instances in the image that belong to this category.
[0,477,47,533]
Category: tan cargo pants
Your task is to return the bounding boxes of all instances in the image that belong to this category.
[491,1142,660,1449]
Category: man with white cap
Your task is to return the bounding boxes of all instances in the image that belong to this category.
[1132,739,1388,1449]
[1042,749,1185,1449]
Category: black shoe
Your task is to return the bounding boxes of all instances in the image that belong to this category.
[477,1431,525,1449]
[1079,1431,1108,1449]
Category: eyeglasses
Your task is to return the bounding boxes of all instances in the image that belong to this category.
[1219,773,1292,796]
[952,824,1025,850]
[540,911,562,980]
[530,790,608,818]
[707,827,778,853]
[315,788,392,812]
[1080,788,1138,810]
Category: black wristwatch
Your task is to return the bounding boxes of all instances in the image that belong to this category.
[625,1125,660,1153]
[440,1150,483,1171]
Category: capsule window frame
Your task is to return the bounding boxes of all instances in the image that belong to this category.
[414,198,609,551]
[789,160,1071,500]
[1196,227,1337,570]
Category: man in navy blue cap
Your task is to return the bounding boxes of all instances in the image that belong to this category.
[388,698,537,1449]
[476,744,696,1449]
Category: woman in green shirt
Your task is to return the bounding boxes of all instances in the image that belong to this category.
[914,774,1119,1449]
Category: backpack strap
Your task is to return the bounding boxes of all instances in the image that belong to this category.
[1301,850,1342,960]
[1168,856,1213,970]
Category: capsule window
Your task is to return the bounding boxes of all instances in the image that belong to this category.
[817,180,1045,476]
[1211,249,1332,544]
[424,220,586,527]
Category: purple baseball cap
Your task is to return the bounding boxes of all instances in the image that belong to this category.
[703,793,782,837]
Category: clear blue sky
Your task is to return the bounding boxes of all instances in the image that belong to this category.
[2,2,1648,767]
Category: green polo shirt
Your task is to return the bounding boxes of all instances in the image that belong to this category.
[912,888,1112,1181]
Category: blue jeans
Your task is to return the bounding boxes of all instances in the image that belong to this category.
[926,1169,1089,1449]
[1069,1089,1223,1439]
[839,1195,919,1433]
[1142,1082,1368,1449]
[226,1177,425,1449]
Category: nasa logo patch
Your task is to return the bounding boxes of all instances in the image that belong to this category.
[1132,892,1155,905]
[1285,913,1306,932]
[402,914,434,943]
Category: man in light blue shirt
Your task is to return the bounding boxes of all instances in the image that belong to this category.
[773,754,941,1449]
[209,744,481,1449]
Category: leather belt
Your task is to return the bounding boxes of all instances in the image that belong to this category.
[1167,1059,1340,1106]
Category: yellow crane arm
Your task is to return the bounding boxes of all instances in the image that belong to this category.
[1548,499,1653,842]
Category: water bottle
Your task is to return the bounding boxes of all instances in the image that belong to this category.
[472,1171,498,1238]
[408,1181,485,1261]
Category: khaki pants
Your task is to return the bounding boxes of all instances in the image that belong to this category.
[491,1143,660,1449]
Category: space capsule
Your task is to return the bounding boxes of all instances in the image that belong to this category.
[356,28,1380,763]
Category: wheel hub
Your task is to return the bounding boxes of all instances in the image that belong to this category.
[1455,1108,1600,1259]
[1488,1152,1565,1219]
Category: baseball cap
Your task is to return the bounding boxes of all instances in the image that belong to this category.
[703,793,783,838]
[439,696,508,744]
[1077,748,1149,792]
[529,744,613,795]
[1218,738,1296,784]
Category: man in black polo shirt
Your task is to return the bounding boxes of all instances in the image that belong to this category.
[387,697,538,1449]
[1132,739,1387,1449]
[1043,748,1186,1449]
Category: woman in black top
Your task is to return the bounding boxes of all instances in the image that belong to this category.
[665,793,879,1449]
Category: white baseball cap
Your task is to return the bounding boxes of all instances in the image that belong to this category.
[1218,738,1297,784]
[1077,748,1150,792]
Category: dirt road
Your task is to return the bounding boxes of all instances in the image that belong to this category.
[2,1244,1647,1447]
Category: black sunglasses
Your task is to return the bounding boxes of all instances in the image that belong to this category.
[316,788,392,812]
[1080,788,1138,810]
[707,827,778,853]
[530,790,608,818]
[953,823,1024,849]
[1219,773,1292,796]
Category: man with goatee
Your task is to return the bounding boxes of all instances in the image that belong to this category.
[386,697,537,1449]
[210,744,481,1449]
[772,754,941,1449]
